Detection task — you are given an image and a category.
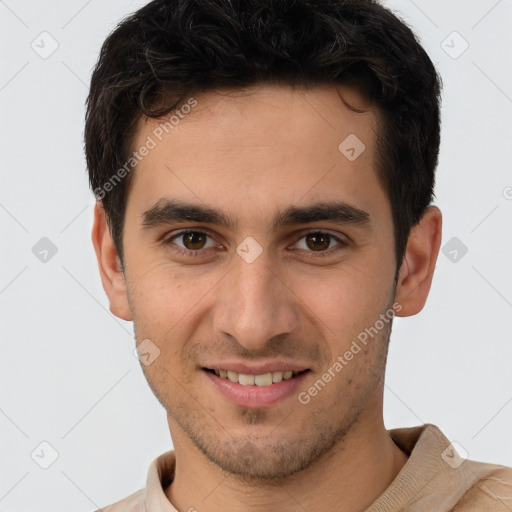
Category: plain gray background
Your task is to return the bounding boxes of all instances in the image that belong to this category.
[1,0,511,510]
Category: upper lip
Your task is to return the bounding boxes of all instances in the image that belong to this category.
[202,361,310,375]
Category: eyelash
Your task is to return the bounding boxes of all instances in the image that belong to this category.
[163,229,349,259]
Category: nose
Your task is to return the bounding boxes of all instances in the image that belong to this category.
[212,247,299,352]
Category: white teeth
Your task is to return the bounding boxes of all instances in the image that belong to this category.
[272,371,283,383]
[212,369,302,386]
[254,373,273,386]
[227,370,238,383]
[239,374,255,386]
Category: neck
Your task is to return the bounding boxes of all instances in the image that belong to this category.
[164,410,408,511]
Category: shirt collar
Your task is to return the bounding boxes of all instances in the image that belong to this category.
[143,424,441,511]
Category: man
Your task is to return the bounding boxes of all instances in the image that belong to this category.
[86,0,512,510]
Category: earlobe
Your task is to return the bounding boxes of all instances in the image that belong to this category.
[91,201,133,321]
[394,206,442,317]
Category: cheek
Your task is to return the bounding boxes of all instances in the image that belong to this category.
[292,263,392,341]
[126,257,199,314]
[126,261,222,356]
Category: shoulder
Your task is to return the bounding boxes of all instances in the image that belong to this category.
[92,487,145,512]
[453,462,512,511]
[90,449,176,512]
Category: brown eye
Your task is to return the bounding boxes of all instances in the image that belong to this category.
[165,230,217,256]
[294,231,347,256]
[305,232,331,251]
[181,232,208,250]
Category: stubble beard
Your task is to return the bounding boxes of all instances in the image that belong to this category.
[141,324,392,483]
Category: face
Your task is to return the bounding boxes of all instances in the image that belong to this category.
[119,84,400,478]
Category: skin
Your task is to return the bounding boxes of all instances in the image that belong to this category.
[92,83,442,511]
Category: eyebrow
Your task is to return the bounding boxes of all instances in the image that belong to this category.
[141,199,371,231]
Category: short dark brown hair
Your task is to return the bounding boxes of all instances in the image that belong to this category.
[85,0,442,271]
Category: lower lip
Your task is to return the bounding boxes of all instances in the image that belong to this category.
[203,370,310,408]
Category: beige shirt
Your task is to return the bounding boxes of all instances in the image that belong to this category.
[98,423,512,511]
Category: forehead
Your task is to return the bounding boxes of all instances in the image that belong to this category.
[127,83,386,227]
[139,82,377,151]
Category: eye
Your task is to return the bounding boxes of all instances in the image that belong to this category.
[164,230,218,257]
[293,231,347,256]
[163,229,348,259]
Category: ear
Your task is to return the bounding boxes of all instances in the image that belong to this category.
[394,206,442,317]
[91,201,132,321]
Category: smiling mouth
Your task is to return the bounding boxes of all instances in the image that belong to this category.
[203,368,310,386]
